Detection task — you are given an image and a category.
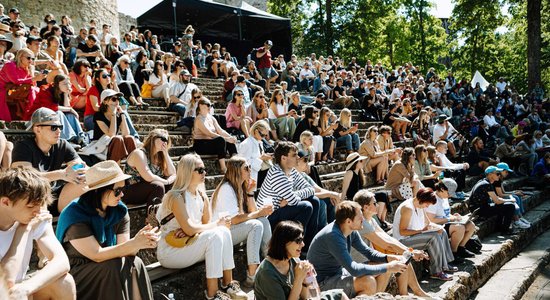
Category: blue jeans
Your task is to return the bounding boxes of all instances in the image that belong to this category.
[336,133,360,151]
[169,103,186,117]
[319,197,335,228]
[57,111,76,141]
[64,112,84,137]
[268,196,320,251]
[122,111,138,138]
[83,115,94,131]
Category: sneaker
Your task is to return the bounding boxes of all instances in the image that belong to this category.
[519,218,531,226]
[222,281,248,300]
[455,192,466,199]
[443,265,459,273]
[205,290,231,300]
[513,220,530,229]
[430,272,453,281]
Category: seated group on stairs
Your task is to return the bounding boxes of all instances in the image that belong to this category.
[1,5,550,300]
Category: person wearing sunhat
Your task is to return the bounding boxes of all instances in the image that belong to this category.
[0,33,13,68]
[432,113,461,159]
[12,107,87,215]
[468,166,516,235]
[493,162,531,229]
[56,160,157,300]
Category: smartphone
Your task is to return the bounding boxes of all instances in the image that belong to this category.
[41,69,50,75]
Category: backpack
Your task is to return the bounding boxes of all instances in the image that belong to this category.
[465,235,482,254]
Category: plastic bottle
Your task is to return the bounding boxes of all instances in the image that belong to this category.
[396,248,414,277]
[304,267,321,300]
[439,171,445,180]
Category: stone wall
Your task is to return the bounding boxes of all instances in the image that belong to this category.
[1,0,124,37]
[214,0,267,11]
[118,12,137,35]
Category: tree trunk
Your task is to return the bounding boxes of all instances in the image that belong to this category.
[527,0,542,90]
[318,0,324,42]
[325,0,333,55]
[419,0,427,72]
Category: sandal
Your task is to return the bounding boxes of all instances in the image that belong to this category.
[430,272,453,281]
[444,265,459,273]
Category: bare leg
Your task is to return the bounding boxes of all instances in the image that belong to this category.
[131,267,143,300]
[449,225,465,252]
[206,278,219,298]
[377,202,387,223]
[459,221,476,247]
[33,273,76,300]
[247,264,258,277]
[375,272,392,292]
[353,275,377,296]
[329,140,335,159]
[222,269,233,287]
[219,158,227,174]
[405,264,428,297]
[1,140,13,170]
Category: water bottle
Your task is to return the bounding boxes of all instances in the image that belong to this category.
[396,248,413,277]
[304,266,321,300]
[439,171,445,180]
[168,293,175,300]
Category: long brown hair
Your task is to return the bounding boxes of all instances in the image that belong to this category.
[211,156,248,213]
[141,129,171,171]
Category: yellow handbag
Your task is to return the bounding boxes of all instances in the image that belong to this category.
[141,83,153,98]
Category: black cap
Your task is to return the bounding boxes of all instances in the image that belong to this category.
[316,93,326,99]
[26,36,42,44]
[9,8,19,14]
[297,150,309,159]
[236,76,245,83]
[265,40,273,46]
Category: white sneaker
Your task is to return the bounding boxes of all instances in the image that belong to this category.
[513,220,530,229]
[519,218,531,226]
[223,281,248,300]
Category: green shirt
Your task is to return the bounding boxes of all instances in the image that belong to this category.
[254,258,296,300]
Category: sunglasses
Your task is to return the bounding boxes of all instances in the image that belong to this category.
[293,237,304,244]
[26,56,36,61]
[36,124,63,131]
[258,95,265,99]
[110,186,125,197]
[194,95,202,99]
[243,165,251,172]
[158,136,169,143]
[235,93,244,96]
[194,167,206,174]
[201,103,212,107]
[101,73,109,79]
[259,132,268,138]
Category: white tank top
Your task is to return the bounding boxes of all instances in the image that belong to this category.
[268,103,286,119]
[392,198,426,240]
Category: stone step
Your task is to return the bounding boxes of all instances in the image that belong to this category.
[434,195,550,300]
[520,261,550,300]
[473,228,550,300]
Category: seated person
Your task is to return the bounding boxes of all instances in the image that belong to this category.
[428,182,477,258]
[494,163,531,229]
[331,78,356,109]
[193,98,238,173]
[167,69,197,116]
[467,137,498,176]
[156,154,248,300]
[211,156,273,287]
[393,188,457,281]
[295,150,340,227]
[515,135,539,174]
[0,131,12,171]
[12,108,87,215]
[237,120,273,191]
[531,152,550,185]
[468,166,516,235]
[432,114,462,159]
[56,161,157,300]
[377,125,402,162]
[93,89,137,163]
[414,144,444,189]
[254,221,348,300]
[0,168,75,300]
[333,108,360,154]
[68,59,92,110]
[435,140,469,192]
[307,201,407,297]
[359,126,390,185]
[123,129,176,208]
[494,136,522,172]
[352,190,431,298]
[225,90,252,137]
[257,142,319,252]
[383,104,410,141]
[385,148,422,201]
[246,91,269,124]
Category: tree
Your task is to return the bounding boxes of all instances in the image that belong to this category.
[527,0,541,90]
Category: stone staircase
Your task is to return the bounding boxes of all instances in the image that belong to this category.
[7,73,550,300]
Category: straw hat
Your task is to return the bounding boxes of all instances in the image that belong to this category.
[345,152,368,171]
[86,160,131,190]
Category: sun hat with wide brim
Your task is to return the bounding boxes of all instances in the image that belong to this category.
[346,152,368,171]
[86,160,131,191]
[0,34,12,51]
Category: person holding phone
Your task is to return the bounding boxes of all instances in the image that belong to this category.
[211,156,273,287]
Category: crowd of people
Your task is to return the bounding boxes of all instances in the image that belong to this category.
[0,4,549,300]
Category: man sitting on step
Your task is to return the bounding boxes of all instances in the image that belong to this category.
[468,166,516,235]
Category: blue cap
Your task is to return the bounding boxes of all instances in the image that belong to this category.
[496,162,513,172]
[485,166,504,175]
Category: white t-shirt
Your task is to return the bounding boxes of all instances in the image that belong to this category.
[432,123,457,144]
[169,81,198,106]
[425,195,451,221]
[212,183,240,220]
[0,220,49,282]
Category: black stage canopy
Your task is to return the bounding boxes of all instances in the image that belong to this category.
[137,0,292,63]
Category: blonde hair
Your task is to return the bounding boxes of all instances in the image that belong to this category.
[211,156,247,213]
[15,48,33,73]
[250,119,269,134]
[365,125,378,141]
[141,129,171,171]
[319,107,331,131]
[162,154,207,211]
[299,131,315,155]
[339,108,352,128]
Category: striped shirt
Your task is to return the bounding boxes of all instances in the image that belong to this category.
[257,164,315,209]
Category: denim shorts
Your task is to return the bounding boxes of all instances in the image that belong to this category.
[318,268,356,297]
[260,67,278,79]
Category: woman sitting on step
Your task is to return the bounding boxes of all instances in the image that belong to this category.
[193,98,238,173]
[122,129,176,208]
[393,188,457,281]
[211,156,273,288]
[68,59,92,110]
[56,160,157,300]
[358,126,390,185]
[93,89,137,163]
[156,154,248,300]
[114,55,148,107]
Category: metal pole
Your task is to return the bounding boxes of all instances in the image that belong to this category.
[173,0,177,40]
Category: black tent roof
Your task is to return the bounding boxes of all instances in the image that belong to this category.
[137,0,292,62]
